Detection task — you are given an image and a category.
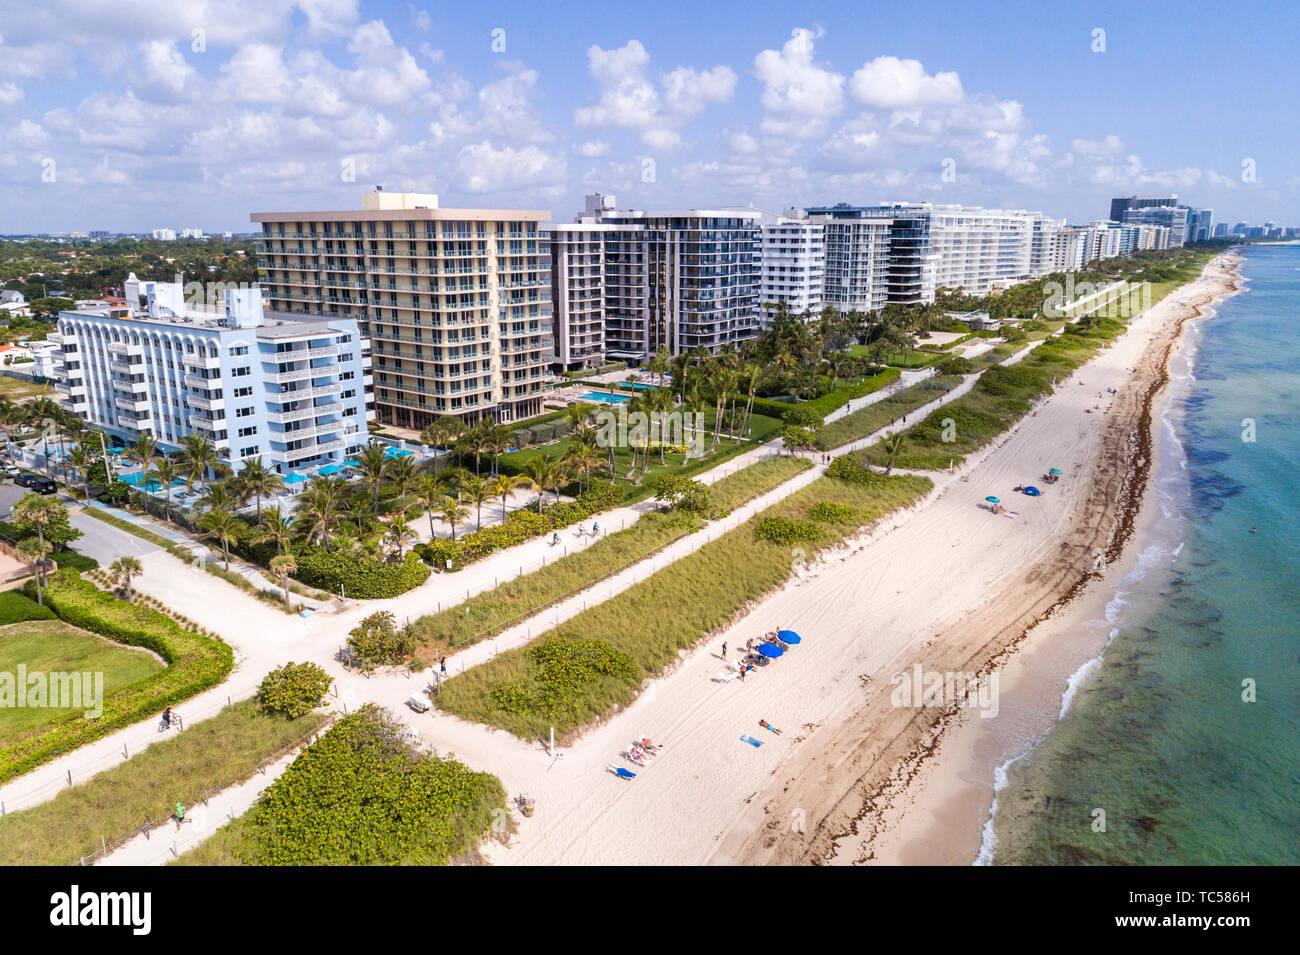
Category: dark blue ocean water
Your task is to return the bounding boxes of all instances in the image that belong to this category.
[989,245,1300,865]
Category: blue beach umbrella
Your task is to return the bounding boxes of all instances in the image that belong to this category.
[757,643,785,659]
[776,629,802,645]
[985,496,1000,504]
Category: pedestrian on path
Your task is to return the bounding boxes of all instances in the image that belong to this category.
[440,656,448,679]
[721,641,727,660]
[175,803,187,830]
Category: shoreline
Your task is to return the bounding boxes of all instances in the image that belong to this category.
[725,253,1244,866]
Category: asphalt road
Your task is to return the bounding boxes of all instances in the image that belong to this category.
[0,480,157,562]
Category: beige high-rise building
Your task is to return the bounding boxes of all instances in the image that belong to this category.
[251,190,553,429]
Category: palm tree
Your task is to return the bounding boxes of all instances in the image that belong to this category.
[17,537,51,605]
[254,505,295,556]
[461,475,493,531]
[435,495,469,540]
[296,477,344,547]
[488,473,526,521]
[387,454,419,504]
[523,453,566,512]
[65,444,93,504]
[197,506,246,571]
[414,473,450,539]
[269,553,297,606]
[198,479,239,514]
[235,456,282,524]
[383,514,415,557]
[355,442,389,516]
[124,433,159,475]
[177,432,219,491]
[109,555,143,599]
[147,457,179,509]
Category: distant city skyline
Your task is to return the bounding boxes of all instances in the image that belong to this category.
[2,0,1297,232]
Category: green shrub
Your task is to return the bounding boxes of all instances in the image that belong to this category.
[781,405,824,428]
[807,501,859,523]
[653,474,709,513]
[826,455,888,486]
[0,590,56,624]
[293,549,430,598]
[346,611,415,673]
[185,705,505,865]
[936,356,974,376]
[1,576,233,783]
[258,662,332,718]
[490,637,635,721]
[753,516,821,545]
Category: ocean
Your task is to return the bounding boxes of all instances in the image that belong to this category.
[984,244,1300,865]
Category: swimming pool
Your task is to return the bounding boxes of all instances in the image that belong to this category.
[580,391,630,403]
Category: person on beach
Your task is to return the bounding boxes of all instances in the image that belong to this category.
[721,642,727,660]
[759,720,782,735]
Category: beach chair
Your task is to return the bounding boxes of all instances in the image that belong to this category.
[607,765,636,781]
[713,666,741,683]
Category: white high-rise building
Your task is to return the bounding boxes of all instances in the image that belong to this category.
[51,282,374,474]
[758,210,824,324]
[151,228,177,241]
[546,195,761,366]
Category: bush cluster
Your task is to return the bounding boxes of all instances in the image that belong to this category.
[258,662,333,718]
[807,501,860,524]
[292,549,430,599]
[753,516,822,545]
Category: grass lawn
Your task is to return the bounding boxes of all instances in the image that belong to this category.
[436,468,933,740]
[411,455,812,656]
[0,700,324,866]
[845,346,942,368]
[497,412,785,504]
[0,377,51,400]
[0,621,165,741]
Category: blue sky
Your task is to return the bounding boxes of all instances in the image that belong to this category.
[1,0,1296,233]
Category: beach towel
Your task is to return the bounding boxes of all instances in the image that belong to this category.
[740,735,763,748]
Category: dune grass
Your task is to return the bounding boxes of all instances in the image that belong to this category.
[813,375,966,451]
[410,455,812,657]
[0,621,165,740]
[858,318,1128,471]
[435,468,932,741]
[0,700,324,866]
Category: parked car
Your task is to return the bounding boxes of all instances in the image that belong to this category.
[15,473,56,494]
[0,464,20,477]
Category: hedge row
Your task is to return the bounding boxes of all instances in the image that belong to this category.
[801,367,903,418]
[291,550,431,599]
[0,573,234,783]
[0,590,56,624]
[417,482,623,572]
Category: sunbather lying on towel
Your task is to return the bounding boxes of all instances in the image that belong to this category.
[759,720,782,735]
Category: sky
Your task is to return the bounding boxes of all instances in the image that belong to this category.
[1,0,1297,234]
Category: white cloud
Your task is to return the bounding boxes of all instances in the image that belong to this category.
[577,140,609,157]
[575,39,734,148]
[849,56,963,109]
[457,141,565,194]
[753,27,845,138]
[1071,134,1123,156]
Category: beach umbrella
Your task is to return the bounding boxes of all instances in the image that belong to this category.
[1023,486,1041,496]
[985,496,1000,504]
[757,643,784,659]
[1049,468,1062,475]
[776,629,802,645]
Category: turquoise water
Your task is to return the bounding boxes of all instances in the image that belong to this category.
[988,245,1300,865]
[580,390,630,403]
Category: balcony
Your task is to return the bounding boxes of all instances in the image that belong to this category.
[186,393,226,412]
[116,378,149,393]
[265,405,319,425]
[55,381,87,398]
[189,413,224,432]
[49,331,78,345]
[182,352,221,370]
[275,382,341,402]
[271,344,339,361]
[264,366,318,385]
[184,373,221,390]
[108,358,142,375]
[107,341,144,357]
[114,394,151,413]
[118,409,153,428]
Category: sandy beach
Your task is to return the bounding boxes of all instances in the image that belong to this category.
[467,253,1244,867]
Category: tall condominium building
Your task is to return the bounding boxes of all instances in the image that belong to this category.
[51,281,373,474]
[151,228,177,241]
[809,202,1053,306]
[1119,204,1190,248]
[548,219,617,372]
[758,211,824,324]
[1030,216,1067,276]
[547,195,760,366]
[252,190,553,429]
[1186,208,1214,243]
[1109,194,1179,222]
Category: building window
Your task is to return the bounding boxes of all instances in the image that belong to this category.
[236,406,255,418]
[232,366,251,377]
[237,426,257,438]
[233,386,253,397]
